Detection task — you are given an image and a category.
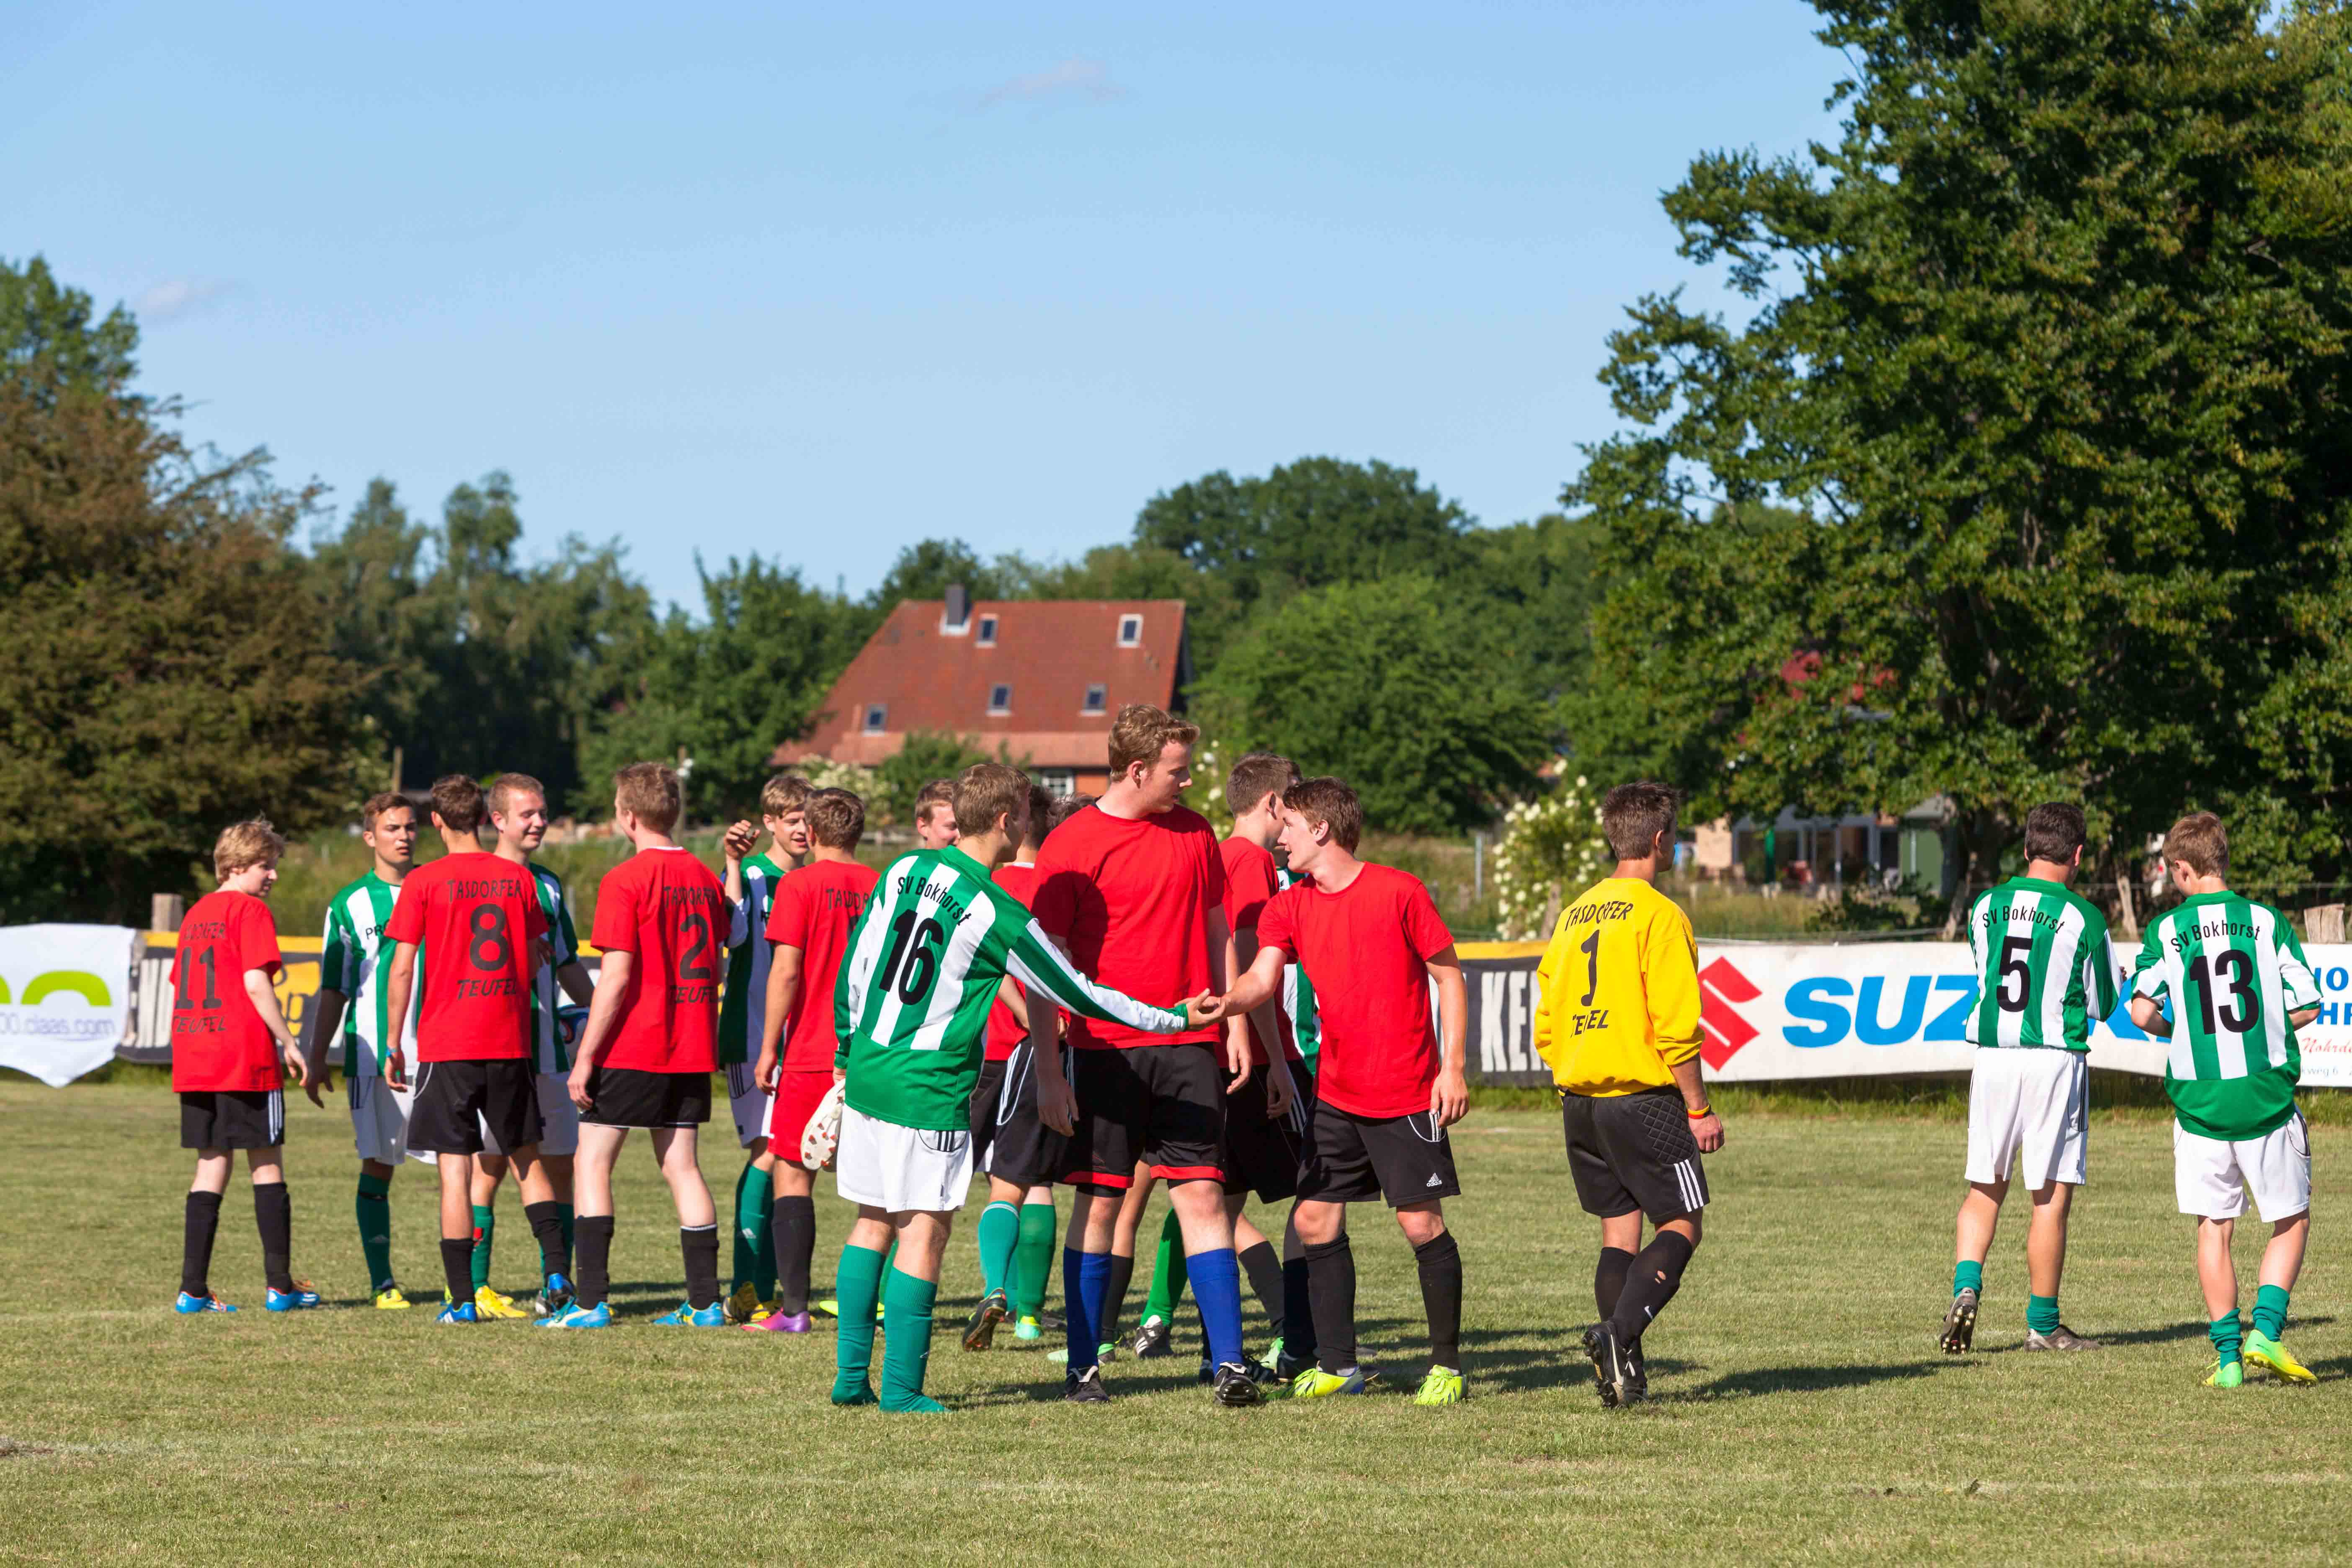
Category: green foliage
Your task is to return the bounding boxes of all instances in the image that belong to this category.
[1490,782,1612,940]
[1569,0,2352,914]
[0,254,138,405]
[872,730,1017,828]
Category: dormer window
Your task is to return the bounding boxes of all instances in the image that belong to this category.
[988,683,1013,715]
[1083,683,1107,715]
[1117,614,1142,647]
[976,614,998,647]
[862,704,887,734]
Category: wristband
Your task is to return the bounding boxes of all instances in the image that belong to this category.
[1685,1104,1714,1119]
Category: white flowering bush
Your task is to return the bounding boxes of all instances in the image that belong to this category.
[1183,736,1235,832]
[1491,777,1611,940]
[797,756,881,798]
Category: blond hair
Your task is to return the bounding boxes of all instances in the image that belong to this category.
[615,761,682,834]
[487,772,546,820]
[213,818,286,882]
[1107,703,1199,778]
[761,773,813,818]
[953,763,1031,839]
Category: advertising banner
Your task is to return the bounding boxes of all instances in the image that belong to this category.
[0,924,138,1087]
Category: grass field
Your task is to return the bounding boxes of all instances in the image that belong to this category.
[3,1085,2346,1566]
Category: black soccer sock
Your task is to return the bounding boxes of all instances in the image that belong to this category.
[576,1215,616,1310]
[772,1195,816,1315]
[524,1200,569,1281]
[1282,1257,1316,1363]
[1607,1231,1695,1345]
[1101,1250,1135,1347]
[1304,1235,1357,1374]
[182,1190,224,1298]
[253,1181,294,1293]
[681,1224,721,1310]
[1237,1240,1286,1341]
[441,1237,475,1304]
[1595,1245,1636,1320]
[1413,1230,1463,1371]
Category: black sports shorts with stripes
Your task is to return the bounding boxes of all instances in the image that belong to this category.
[1298,1102,1458,1207]
[1560,1086,1710,1223]
[1221,1063,1310,1202]
[180,1088,286,1150]
[975,1039,1071,1190]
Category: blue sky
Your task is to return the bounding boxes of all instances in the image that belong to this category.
[7,1,1842,611]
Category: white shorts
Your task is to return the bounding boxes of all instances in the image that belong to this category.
[725,1062,775,1150]
[833,1104,971,1215]
[349,1073,433,1166]
[480,1073,580,1158]
[2174,1112,2311,1222]
[1965,1048,2088,1190]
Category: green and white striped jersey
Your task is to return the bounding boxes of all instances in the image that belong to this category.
[1277,867,1320,1065]
[836,846,1194,1131]
[525,863,583,1075]
[1964,876,2120,1052]
[717,852,787,1066]
[320,871,417,1076]
[2131,891,2319,1141]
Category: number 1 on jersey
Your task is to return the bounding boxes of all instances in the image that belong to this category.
[1579,928,1600,1007]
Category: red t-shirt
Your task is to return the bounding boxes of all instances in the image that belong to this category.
[170,890,285,1091]
[1032,805,1225,1051]
[982,861,1039,1062]
[1257,863,1454,1117]
[763,856,881,1073]
[383,851,547,1062]
[590,846,729,1073]
[1220,836,1299,1066]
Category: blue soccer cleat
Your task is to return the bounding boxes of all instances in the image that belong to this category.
[533,1273,575,1318]
[174,1290,236,1314]
[538,1301,612,1329]
[650,1300,730,1327]
[434,1299,481,1325]
[264,1280,321,1312]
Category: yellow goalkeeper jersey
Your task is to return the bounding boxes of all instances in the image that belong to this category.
[1534,876,1703,1096]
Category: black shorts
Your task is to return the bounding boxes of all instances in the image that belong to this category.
[1298,1103,1459,1207]
[1561,1087,1710,1223]
[978,1040,1071,1190]
[180,1089,285,1150]
[1222,1063,1311,1202]
[409,1059,542,1156]
[582,1066,712,1129]
[1061,1043,1224,1189]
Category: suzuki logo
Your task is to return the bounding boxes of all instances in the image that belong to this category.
[1697,957,1759,1069]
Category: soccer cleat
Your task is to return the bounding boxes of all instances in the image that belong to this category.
[264,1280,321,1312]
[372,1286,414,1310]
[2206,1358,2245,1389]
[1271,1341,1311,1382]
[830,1379,877,1407]
[963,1288,1009,1351]
[1037,1309,1066,1331]
[811,1298,840,1318]
[725,1282,763,1325]
[2245,1331,2316,1384]
[1413,1367,1467,1406]
[434,1299,480,1324]
[538,1301,612,1329]
[743,1309,814,1333]
[1583,1323,1644,1406]
[1130,1315,1173,1358]
[651,1300,731,1327]
[1289,1365,1370,1399]
[2022,1323,2102,1352]
[1063,1364,1112,1404]
[1940,1287,1978,1354]
[1210,1361,1264,1407]
[473,1284,531,1320]
[1013,1315,1044,1342]
[173,1290,236,1314]
[532,1274,575,1318]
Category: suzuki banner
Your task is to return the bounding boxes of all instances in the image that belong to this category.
[0,924,139,1087]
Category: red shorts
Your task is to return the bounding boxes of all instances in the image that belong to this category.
[768,1069,838,1155]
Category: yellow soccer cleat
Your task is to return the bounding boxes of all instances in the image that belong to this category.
[373,1286,414,1310]
[473,1285,531,1320]
[2245,1331,2316,1385]
[2205,1359,2245,1389]
[725,1282,763,1325]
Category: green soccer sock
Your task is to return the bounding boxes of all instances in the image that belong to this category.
[831,1243,887,1404]
[557,1203,574,1257]
[470,1204,495,1292]
[734,1162,775,1297]
[356,1173,394,1293]
[2253,1284,2290,1342]
[1143,1207,1188,1321]
[1952,1259,1983,1298]
[1013,1202,1057,1318]
[879,1269,945,1413]
[2209,1311,2245,1367]
[977,1202,1021,1299]
[2026,1294,2060,1335]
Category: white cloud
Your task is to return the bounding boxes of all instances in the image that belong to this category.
[134,279,232,324]
[974,57,1123,112]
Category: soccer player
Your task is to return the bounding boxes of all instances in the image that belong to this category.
[171,818,318,1314]
[827,763,1222,1412]
[1941,802,2120,1355]
[302,792,424,1309]
[748,785,879,1335]
[963,778,1065,1350]
[469,773,598,1317]
[1218,777,1470,1406]
[544,761,731,1329]
[718,773,812,1323]
[913,777,958,849]
[2125,812,2321,1388]
[1032,705,1255,1406]
[381,775,565,1326]
[1535,781,1723,1407]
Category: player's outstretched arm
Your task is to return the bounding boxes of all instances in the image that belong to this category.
[1004,920,1204,1035]
[2128,995,2173,1037]
[1220,945,1287,1021]
[566,951,632,1109]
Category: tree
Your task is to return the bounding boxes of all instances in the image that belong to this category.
[873,731,1017,828]
[1193,575,1549,833]
[1568,0,2352,915]
[865,538,1011,618]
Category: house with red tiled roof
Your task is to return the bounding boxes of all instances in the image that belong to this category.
[772,588,1191,796]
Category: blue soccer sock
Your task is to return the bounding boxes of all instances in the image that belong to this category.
[1063,1248,1111,1375]
[1187,1246,1245,1370]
